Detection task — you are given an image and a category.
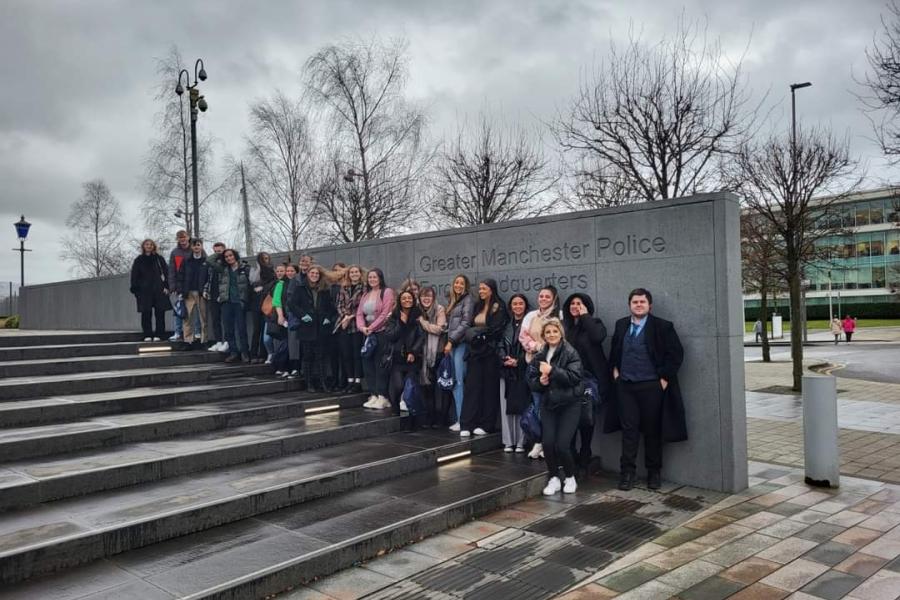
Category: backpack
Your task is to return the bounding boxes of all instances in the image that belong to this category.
[360,334,378,358]
[520,397,542,441]
[402,376,423,416]
[436,354,455,391]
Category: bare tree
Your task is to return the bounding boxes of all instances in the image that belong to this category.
[555,20,756,204]
[432,114,556,226]
[559,154,643,211]
[243,92,317,253]
[304,36,430,242]
[141,45,225,239]
[740,214,786,362]
[724,126,860,391]
[61,180,132,278]
[860,2,900,160]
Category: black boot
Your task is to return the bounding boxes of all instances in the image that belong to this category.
[350,381,363,393]
[647,470,662,491]
[618,471,635,491]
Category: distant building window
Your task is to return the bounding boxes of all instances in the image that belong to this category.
[890,239,900,256]
[856,205,870,226]
[857,241,870,257]
[870,201,884,224]
[873,265,886,288]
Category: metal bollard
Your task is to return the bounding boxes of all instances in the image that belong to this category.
[802,374,840,488]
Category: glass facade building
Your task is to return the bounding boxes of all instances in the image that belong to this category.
[744,188,900,318]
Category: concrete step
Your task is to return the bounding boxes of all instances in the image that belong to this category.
[0,451,545,599]
[0,392,368,462]
[0,363,271,400]
[0,332,142,348]
[0,351,231,379]
[0,431,507,584]
[0,377,302,428]
[0,340,168,362]
[0,405,404,510]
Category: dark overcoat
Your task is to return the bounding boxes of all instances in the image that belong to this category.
[287,283,337,343]
[604,313,688,443]
[129,253,171,313]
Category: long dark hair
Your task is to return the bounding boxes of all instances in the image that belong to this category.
[392,289,422,321]
[538,284,560,316]
[474,278,507,319]
[366,266,388,299]
[562,292,596,331]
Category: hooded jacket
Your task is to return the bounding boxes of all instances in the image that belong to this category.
[526,340,584,411]
[562,293,611,397]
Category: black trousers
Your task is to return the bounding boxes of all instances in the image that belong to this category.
[140,308,166,337]
[300,340,325,383]
[248,311,265,358]
[571,420,594,467]
[845,332,853,342]
[362,332,389,396]
[338,331,364,380]
[388,362,417,416]
[461,355,500,432]
[207,300,222,342]
[541,401,581,479]
[618,380,665,473]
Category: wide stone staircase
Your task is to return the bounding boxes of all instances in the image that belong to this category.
[0,332,546,599]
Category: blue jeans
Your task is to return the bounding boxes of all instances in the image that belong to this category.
[222,302,248,354]
[263,322,274,356]
[452,343,467,423]
[173,311,183,338]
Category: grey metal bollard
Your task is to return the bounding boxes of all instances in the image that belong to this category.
[802,374,840,488]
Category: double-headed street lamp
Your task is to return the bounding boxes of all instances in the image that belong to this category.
[790,81,812,342]
[13,215,32,288]
[175,58,208,238]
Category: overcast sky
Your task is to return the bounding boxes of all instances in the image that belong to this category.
[0,0,895,287]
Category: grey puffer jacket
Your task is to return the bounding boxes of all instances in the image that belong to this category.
[446,294,474,345]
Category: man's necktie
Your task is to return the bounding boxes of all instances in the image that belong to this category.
[630,323,639,338]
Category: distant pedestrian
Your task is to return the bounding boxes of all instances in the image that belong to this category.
[167,230,192,341]
[205,242,226,351]
[842,315,857,343]
[207,249,251,363]
[830,317,842,345]
[129,239,171,341]
[753,318,763,343]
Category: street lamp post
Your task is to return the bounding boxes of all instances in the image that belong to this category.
[175,59,208,238]
[12,215,32,288]
[790,81,812,343]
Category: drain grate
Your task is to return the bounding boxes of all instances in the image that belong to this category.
[412,562,490,594]
[460,545,536,574]
[663,494,704,512]
[595,498,646,514]
[512,560,581,592]
[525,516,588,538]
[578,529,645,553]
[543,543,614,570]
[603,516,662,539]
[565,503,629,527]
[465,578,552,600]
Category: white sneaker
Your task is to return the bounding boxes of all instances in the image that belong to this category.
[473,428,487,436]
[515,446,525,453]
[152,337,161,342]
[542,477,562,496]
[364,395,378,408]
[563,476,578,494]
[399,399,408,412]
[460,430,471,437]
[504,446,514,453]
[220,341,229,353]
[449,422,461,432]
[143,337,152,342]
[264,355,273,365]
[527,443,543,459]
[274,371,285,377]
[168,333,182,342]
[539,450,544,458]
[372,395,390,409]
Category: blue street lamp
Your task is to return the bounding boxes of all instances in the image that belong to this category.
[13,215,32,288]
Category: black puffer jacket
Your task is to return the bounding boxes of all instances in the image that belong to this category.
[527,341,584,411]
[384,308,426,367]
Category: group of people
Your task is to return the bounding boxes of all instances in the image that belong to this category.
[831,315,857,344]
[130,232,687,496]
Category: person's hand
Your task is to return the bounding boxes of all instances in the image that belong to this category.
[202,292,209,300]
[538,361,552,376]
[406,353,415,363]
[613,367,620,380]
[361,326,369,336]
[278,316,286,326]
[444,341,452,355]
[163,288,169,295]
[254,286,263,293]
[660,378,669,391]
[539,374,550,386]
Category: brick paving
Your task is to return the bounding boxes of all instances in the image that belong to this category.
[745,360,900,484]
[560,462,900,599]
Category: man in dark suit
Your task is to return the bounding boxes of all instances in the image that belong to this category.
[607,288,686,491]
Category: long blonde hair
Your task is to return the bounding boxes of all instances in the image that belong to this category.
[446,274,471,313]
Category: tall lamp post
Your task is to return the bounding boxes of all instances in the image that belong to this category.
[175,59,208,238]
[791,81,812,343]
[13,215,32,288]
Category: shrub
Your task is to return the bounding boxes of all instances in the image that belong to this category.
[3,315,19,328]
